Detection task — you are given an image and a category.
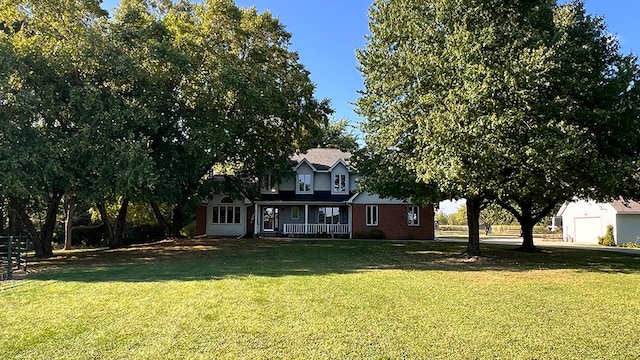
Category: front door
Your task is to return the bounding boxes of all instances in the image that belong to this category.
[263,207,279,232]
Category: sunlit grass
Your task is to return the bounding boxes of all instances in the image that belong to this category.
[1,239,639,359]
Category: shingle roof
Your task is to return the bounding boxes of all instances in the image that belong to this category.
[610,199,640,213]
[290,148,351,171]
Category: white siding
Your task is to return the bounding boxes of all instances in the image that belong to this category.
[206,196,247,237]
[615,215,640,245]
[314,173,331,191]
[279,176,295,191]
[560,200,615,243]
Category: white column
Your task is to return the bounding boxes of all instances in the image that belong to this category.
[254,203,259,236]
[305,204,309,234]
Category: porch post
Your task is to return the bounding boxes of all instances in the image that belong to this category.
[254,203,259,236]
[305,204,309,234]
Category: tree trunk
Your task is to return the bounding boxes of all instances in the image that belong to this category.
[465,196,483,257]
[96,201,114,245]
[111,198,129,248]
[150,201,174,237]
[8,207,23,236]
[517,204,537,252]
[12,200,40,253]
[64,203,76,250]
[10,193,62,258]
[171,204,184,238]
[38,193,61,257]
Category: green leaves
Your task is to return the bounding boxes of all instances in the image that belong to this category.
[1,0,329,243]
[357,0,640,251]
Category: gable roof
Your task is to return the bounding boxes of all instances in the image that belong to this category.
[290,148,352,171]
[610,199,640,214]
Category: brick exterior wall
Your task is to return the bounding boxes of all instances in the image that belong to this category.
[195,205,207,236]
[352,204,434,240]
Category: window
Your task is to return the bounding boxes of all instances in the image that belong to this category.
[319,207,340,224]
[298,174,312,193]
[212,205,242,224]
[333,174,347,193]
[261,174,277,193]
[366,205,378,226]
[408,205,419,226]
[291,207,299,220]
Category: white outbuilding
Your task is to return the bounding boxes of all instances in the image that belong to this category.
[557,199,640,245]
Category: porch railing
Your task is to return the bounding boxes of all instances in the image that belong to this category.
[283,224,349,235]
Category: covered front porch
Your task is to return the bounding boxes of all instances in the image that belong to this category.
[254,201,351,237]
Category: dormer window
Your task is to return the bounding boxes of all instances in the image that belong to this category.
[333,174,347,193]
[330,163,349,194]
[297,173,312,193]
[261,174,278,193]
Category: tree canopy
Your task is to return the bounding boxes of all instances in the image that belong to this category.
[308,118,359,152]
[0,0,330,255]
[356,0,640,255]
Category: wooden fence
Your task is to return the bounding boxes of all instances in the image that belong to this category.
[0,236,29,281]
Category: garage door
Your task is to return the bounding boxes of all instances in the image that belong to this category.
[574,217,601,244]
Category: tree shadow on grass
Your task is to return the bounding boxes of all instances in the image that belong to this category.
[23,238,640,283]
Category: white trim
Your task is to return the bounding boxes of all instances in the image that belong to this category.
[296,173,313,194]
[331,173,349,195]
[366,205,379,226]
[305,204,309,232]
[408,205,420,226]
[254,203,259,235]
[328,158,350,172]
[292,158,317,172]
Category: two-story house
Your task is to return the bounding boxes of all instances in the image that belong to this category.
[195,148,435,240]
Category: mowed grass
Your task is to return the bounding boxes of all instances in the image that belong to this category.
[1,239,640,359]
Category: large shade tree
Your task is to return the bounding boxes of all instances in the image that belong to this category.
[113,0,332,237]
[113,0,333,239]
[493,2,640,251]
[0,0,109,256]
[356,0,640,255]
[1,0,330,253]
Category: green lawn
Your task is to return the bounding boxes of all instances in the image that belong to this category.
[1,239,639,359]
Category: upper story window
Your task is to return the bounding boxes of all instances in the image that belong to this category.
[261,174,278,193]
[333,174,347,194]
[297,173,312,193]
[408,205,419,226]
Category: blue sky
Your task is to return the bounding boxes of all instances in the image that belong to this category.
[231,0,640,131]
